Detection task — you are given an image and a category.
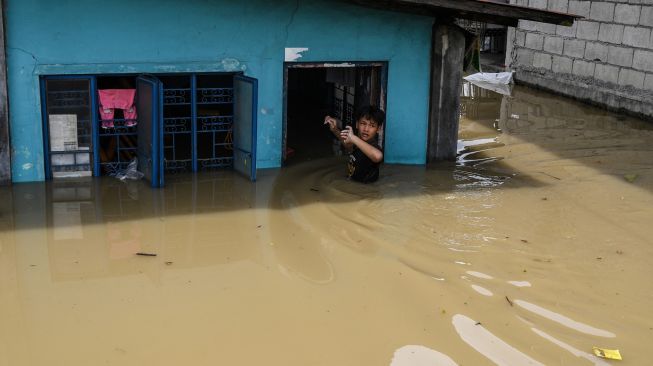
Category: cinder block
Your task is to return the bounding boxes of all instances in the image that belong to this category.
[525,33,545,50]
[614,4,641,25]
[573,59,596,77]
[595,63,620,84]
[529,0,547,10]
[533,52,553,69]
[516,30,527,47]
[644,73,653,91]
[548,0,569,13]
[623,26,651,48]
[544,36,564,54]
[598,23,624,44]
[568,0,591,18]
[556,23,577,37]
[517,48,535,65]
[585,42,609,62]
[608,45,634,67]
[535,22,557,34]
[618,68,645,88]
[552,55,574,73]
[576,21,600,40]
[640,6,653,27]
[590,2,615,22]
[563,39,586,58]
[519,20,538,32]
[633,49,653,72]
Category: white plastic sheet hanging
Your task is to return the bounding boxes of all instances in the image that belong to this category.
[463,72,514,96]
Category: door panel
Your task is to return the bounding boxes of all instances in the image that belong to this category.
[137,76,164,188]
[233,75,258,181]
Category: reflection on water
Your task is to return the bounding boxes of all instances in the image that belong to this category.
[1,84,653,365]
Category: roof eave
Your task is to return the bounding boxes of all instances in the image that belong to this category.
[342,0,581,27]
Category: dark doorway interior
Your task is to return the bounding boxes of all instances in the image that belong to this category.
[285,65,385,165]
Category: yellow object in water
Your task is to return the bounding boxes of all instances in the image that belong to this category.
[593,347,622,360]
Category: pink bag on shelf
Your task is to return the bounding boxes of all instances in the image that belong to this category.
[98,89,137,128]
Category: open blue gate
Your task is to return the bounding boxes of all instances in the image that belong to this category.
[136,75,164,188]
[233,75,258,181]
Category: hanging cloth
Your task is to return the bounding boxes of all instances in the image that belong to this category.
[98,89,137,128]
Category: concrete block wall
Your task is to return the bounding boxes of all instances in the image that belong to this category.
[506,0,653,119]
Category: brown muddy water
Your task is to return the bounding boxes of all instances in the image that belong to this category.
[1,84,653,365]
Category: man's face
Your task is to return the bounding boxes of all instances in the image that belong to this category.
[356,117,379,142]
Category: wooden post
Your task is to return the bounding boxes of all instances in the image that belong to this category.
[0,0,10,184]
[428,22,465,162]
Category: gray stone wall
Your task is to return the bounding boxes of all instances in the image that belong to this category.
[506,0,653,119]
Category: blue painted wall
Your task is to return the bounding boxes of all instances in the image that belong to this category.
[5,0,433,182]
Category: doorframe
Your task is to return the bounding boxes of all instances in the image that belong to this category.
[282,61,388,165]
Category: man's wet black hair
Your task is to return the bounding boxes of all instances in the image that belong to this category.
[355,105,385,127]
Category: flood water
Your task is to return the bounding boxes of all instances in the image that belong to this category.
[1,84,653,365]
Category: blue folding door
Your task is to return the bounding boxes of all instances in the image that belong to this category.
[136,76,164,188]
[233,75,258,181]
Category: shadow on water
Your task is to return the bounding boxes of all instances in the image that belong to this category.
[459,82,653,187]
[2,82,652,232]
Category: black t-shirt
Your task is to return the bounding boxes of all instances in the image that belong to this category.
[347,139,381,183]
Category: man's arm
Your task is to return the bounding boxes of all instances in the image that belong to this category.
[340,127,383,163]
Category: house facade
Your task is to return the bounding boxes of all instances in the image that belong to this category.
[4,0,432,183]
[1,0,576,184]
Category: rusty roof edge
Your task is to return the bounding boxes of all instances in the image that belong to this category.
[342,0,582,26]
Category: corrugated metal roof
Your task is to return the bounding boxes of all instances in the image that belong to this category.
[342,0,580,27]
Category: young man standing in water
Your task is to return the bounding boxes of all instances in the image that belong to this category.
[324,106,384,183]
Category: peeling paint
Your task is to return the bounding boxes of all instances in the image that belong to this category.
[285,48,309,62]
[221,58,245,72]
[22,163,33,170]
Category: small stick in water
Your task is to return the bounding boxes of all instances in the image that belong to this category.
[505,296,514,307]
[136,252,157,257]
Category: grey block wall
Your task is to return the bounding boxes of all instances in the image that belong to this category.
[506,0,653,119]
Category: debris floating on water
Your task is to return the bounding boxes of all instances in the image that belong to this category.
[593,347,622,360]
[136,252,157,257]
[624,174,638,183]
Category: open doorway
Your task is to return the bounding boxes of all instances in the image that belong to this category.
[283,62,387,165]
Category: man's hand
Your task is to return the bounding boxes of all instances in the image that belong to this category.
[340,126,356,144]
[324,116,339,132]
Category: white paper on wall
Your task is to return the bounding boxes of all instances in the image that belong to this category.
[49,114,78,152]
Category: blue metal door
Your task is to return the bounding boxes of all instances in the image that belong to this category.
[233,75,258,181]
[137,76,164,188]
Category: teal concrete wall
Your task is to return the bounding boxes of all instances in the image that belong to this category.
[5,0,433,182]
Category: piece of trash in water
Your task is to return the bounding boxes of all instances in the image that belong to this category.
[165,261,173,265]
[310,188,320,192]
[511,114,520,119]
[136,252,157,257]
[505,296,514,307]
[623,174,638,183]
[592,347,622,360]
